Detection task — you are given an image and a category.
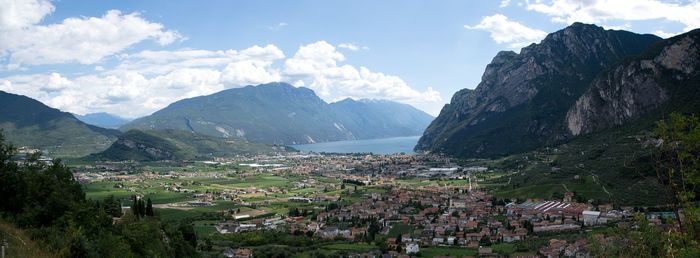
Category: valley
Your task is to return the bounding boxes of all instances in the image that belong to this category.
[0,3,698,257]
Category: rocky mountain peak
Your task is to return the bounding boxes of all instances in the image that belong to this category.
[566,30,700,136]
[416,23,664,157]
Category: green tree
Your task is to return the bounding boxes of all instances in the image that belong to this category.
[652,113,700,255]
[146,198,154,217]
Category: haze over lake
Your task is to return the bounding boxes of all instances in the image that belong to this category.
[291,135,421,154]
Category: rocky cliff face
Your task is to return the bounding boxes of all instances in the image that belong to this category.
[567,31,700,135]
[416,23,662,157]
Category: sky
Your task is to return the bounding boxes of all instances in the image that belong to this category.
[0,0,698,118]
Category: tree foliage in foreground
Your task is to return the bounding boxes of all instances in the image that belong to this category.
[0,132,198,258]
[590,113,700,257]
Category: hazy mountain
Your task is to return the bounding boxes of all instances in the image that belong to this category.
[121,82,433,145]
[0,91,119,157]
[329,98,434,140]
[73,112,131,129]
[90,129,293,161]
[416,23,664,157]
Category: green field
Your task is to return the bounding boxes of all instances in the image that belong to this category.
[321,243,377,252]
[388,224,414,237]
[419,247,478,257]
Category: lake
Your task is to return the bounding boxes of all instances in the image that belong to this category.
[291,135,421,154]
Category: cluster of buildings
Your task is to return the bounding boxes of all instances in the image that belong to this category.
[212,182,639,257]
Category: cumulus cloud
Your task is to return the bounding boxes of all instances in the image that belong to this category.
[283,41,441,104]
[0,0,182,68]
[465,14,547,48]
[0,41,440,117]
[524,0,700,32]
[117,44,284,75]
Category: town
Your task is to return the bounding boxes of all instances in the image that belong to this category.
[72,152,681,258]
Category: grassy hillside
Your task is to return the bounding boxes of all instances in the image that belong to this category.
[90,129,293,161]
[0,91,119,157]
[0,220,55,258]
[483,109,690,206]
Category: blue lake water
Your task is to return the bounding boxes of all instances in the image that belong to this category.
[291,135,421,154]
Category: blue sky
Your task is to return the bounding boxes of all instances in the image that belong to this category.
[0,0,697,117]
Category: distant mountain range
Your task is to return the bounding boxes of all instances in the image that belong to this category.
[89,129,292,161]
[416,23,700,157]
[73,112,131,129]
[121,82,434,145]
[0,91,119,157]
[0,82,433,157]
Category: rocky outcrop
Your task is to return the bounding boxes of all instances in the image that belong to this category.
[567,32,700,135]
[416,23,662,157]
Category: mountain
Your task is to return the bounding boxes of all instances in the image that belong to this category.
[73,112,131,129]
[416,23,663,157]
[0,91,119,157]
[329,98,434,139]
[90,129,293,161]
[566,29,700,136]
[121,82,433,145]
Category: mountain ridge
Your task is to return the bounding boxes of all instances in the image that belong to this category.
[89,129,292,161]
[121,82,434,145]
[416,23,665,157]
[0,90,119,157]
[73,112,131,129]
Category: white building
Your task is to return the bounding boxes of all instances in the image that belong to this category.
[582,210,601,226]
[405,242,420,254]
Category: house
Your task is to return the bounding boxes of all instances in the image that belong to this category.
[582,211,601,226]
[539,239,567,258]
[223,248,253,258]
[215,221,240,234]
[233,248,254,258]
[405,241,420,254]
[502,230,526,243]
[318,226,339,239]
[237,224,257,232]
[479,246,494,256]
[446,236,456,245]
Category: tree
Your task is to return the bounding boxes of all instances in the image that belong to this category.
[651,113,700,253]
[655,114,700,225]
[146,198,154,217]
[102,195,123,218]
[479,235,492,246]
[0,132,200,257]
[132,197,140,218]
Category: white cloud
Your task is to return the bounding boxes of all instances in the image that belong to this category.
[465,14,547,48]
[0,41,439,117]
[0,0,54,30]
[338,43,359,51]
[653,30,680,38]
[114,44,284,78]
[338,43,369,51]
[267,22,288,30]
[283,41,441,105]
[499,0,511,8]
[524,0,700,32]
[0,1,182,68]
[602,23,631,30]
